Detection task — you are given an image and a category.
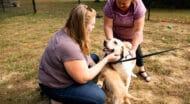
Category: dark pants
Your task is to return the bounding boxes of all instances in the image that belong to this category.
[39,54,105,104]
[90,53,99,64]
[136,45,144,67]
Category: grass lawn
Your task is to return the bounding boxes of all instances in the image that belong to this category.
[0,0,190,104]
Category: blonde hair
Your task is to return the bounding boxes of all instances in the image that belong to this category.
[65,4,96,55]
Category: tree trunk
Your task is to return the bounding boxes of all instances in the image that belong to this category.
[32,0,37,14]
[147,0,151,21]
[94,0,100,2]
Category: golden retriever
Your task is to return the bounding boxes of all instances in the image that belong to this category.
[97,38,142,104]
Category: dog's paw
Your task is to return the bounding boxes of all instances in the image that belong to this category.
[131,73,137,78]
[97,81,103,88]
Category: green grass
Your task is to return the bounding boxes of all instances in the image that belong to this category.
[0,0,190,104]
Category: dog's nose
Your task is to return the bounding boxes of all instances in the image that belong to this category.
[103,40,107,47]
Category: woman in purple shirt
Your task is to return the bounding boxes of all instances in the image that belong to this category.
[38,4,121,104]
[104,0,151,82]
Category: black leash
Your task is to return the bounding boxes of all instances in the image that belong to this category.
[112,45,190,64]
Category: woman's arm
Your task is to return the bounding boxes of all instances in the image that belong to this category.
[64,53,120,84]
[104,16,113,40]
[131,16,145,54]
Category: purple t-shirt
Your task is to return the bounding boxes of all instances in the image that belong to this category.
[104,0,146,42]
[38,29,90,88]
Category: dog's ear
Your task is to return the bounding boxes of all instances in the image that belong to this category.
[123,41,132,49]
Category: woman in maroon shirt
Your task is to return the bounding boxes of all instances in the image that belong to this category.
[104,0,151,82]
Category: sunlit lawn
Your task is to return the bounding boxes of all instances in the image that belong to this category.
[0,0,190,104]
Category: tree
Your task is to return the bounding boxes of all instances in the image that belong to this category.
[94,0,100,2]
[78,0,81,4]
[0,0,5,12]
[142,0,152,21]
[32,0,37,14]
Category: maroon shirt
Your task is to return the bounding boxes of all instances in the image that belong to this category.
[38,29,90,88]
[104,0,146,42]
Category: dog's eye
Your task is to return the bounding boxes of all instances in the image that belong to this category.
[114,41,118,45]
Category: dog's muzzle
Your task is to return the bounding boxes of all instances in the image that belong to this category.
[103,48,114,55]
[103,40,114,55]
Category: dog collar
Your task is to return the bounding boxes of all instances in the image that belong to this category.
[123,50,132,59]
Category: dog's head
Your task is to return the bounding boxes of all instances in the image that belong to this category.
[103,38,132,59]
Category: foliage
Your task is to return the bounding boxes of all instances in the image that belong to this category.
[142,0,190,9]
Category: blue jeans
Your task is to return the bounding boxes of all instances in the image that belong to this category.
[39,54,105,104]
[39,81,105,104]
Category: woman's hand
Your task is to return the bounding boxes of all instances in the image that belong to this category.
[105,52,121,63]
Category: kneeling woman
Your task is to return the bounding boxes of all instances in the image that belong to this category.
[38,4,120,104]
